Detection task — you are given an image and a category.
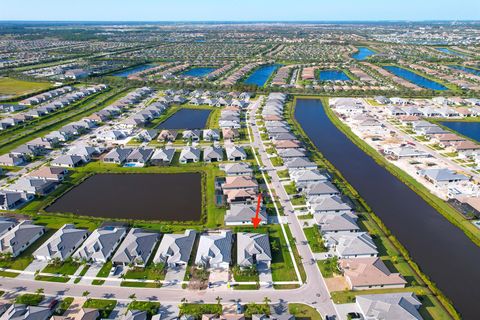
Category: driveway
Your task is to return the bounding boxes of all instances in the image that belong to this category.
[78,263,102,284]
[163,266,186,288]
[208,269,229,288]
[257,262,273,288]
[17,259,49,280]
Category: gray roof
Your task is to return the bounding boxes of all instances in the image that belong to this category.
[290,169,328,183]
[226,146,247,158]
[309,196,351,212]
[34,224,89,260]
[225,204,267,224]
[126,148,154,163]
[112,228,159,265]
[220,162,253,176]
[305,181,340,197]
[285,158,317,169]
[0,221,44,256]
[314,213,360,233]
[51,155,83,166]
[237,232,272,267]
[325,232,378,258]
[121,310,148,320]
[151,148,175,163]
[153,229,196,266]
[356,293,423,320]
[419,168,469,182]
[203,146,224,161]
[278,148,306,158]
[180,147,201,161]
[195,230,232,268]
[4,304,51,320]
[0,217,17,236]
[73,226,127,262]
[104,148,133,163]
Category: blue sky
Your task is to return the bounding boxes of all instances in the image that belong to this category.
[1,0,479,21]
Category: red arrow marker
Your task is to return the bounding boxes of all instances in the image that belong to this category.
[252,193,262,229]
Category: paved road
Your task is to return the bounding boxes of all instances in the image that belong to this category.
[0,96,339,319]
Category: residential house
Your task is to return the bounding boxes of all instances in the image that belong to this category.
[34,224,89,261]
[126,148,154,167]
[236,232,272,268]
[73,226,127,263]
[324,232,378,259]
[0,304,51,320]
[195,230,232,269]
[220,163,253,176]
[315,212,360,234]
[158,130,178,142]
[179,147,201,164]
[150,148,176,166]
[0,220,45,257]
[183,130,201,142]
[51,155,84,168]
[226,146,247,161]
[112,228,159,266]
[203,146,224,163]
[153,230,196,267]
[0,191,30,210]
[103,148,133,164]
[203,129,220,141]
[356,293,423,320]
[5,178,56,196]
[225,204,267,226]
[339,257,407,290]
[418,168,469,188]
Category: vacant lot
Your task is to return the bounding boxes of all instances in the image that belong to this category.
[0,77,51,97]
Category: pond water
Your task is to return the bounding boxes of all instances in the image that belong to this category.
[440,121,480,143]
[352,47,375,60]
[383,66,447,90]
[112,64,156,77]
[243,64,281,87]
[436,47,464,57]
[318,70,351,81]
[295,98,480,319]
[181,67,216,77]
[449,65,480,77]
[46,173,202,221]
[157,108,211,129]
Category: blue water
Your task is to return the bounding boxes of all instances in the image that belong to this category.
[352,47,375,60]
[112,64,155,77]
[383,66,447,91]
[181,67,216,77]
[243,64,281,87]
[449,65,480,77]
[436,48,464,57]
[441,121,480,143]
[318,70,351,81]
[157,108,211,129]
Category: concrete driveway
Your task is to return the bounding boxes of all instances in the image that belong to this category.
[163,266,187,288]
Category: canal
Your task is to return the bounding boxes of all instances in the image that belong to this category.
[383,66,447,91]
[244,64,281,87]
[449,65,480,77]
[436,47,464,57]
[295,98,480,319]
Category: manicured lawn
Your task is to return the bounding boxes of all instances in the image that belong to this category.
[244,303,270,317]
[124,263,166,281]
[74,264,91,283]
[303,227,327,252]
[42,259,81,275]
[231,265,259,282]
[270,157,284,167]
[179,304,222,319]
[0,270,19,277]
[15,293,44,306]
[128,301,161,316]
[83,299,117,318]
[269,225,298,282]
[284,182,297,195]
[96,261,112,278]
[0,77,51,96]
[120,281,161,288]
[35,275,70,282]
[288,303,322,320]
[291,195,306,206]
[55,297,74,316]
[317,258,339,278]
[277,169,290,179]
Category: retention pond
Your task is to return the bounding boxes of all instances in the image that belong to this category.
[46,173,202,221]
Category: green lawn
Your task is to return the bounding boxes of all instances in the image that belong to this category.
[303,227,327,252]
[232,265,259,282]
[270,157,284,167]
[244,303,270,317]
[288,303,322,320]
[179,304,222,319]
[42,259,81,275]
[55,297,74,316]
[124,263,166,281]
[0,77,51,97]
[128,301,161,316]
[15,293,44,306]
[317,258,339,278]
[277,169,290,179]
[83,299,117,318]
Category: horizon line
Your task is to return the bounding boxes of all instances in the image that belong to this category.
[0,19,479,23]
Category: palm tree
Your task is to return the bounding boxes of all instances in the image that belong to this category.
[82,291,90,298]
[35,288,44,295]
[263,296,271,307]
[216,296,222,305]
[129,293,137,301]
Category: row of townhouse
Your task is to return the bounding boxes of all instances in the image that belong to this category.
[266,94,407,292]
[18,86,75,106]
[0,85,107,131]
